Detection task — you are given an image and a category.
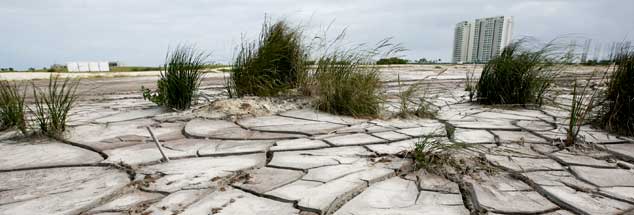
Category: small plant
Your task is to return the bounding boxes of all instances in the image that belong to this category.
[465,65,477,102]
[564,74,603,146]
[445,124,456,139]
[0,80,27,133]
[31,75,79,137]
[395,75,436,118]
[143,45,209,110]
[228,19,307,97]
[476,40,559,106]
[396,75,419,117]
[411,136,467,173]
[599,50,634,136]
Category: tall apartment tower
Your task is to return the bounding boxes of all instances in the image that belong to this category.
[453,16,513,63]
[452,21,475,63]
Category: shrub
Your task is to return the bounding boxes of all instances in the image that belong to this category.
[599,51,634,136]
[376,57,408,65]
[476,41,559,106]
[228,19,307,97]
[31,75,79,137]
[142,45,209,110]
[313,53,383,117]
[0,80,27,133]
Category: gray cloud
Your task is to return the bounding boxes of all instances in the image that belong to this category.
[1,0,633,69]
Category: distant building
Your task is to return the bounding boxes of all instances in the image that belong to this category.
[67,61,110,72]
[453,16,513,63]
[453,21,475,64]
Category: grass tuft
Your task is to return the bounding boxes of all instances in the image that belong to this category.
[565,75,602,146]
[0,80,27,133]
[143,45,209,110]
[313,53,383,117]
[228,19,307,97]
[411,136,467,174]
[599,50,634,136]
[395,75,436,118]
[307,34,404,118]
[31,75,79,137]
[476,40,559,106]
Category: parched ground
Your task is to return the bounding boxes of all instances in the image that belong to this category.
[1,65,633,215]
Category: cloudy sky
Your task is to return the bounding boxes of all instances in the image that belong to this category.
[1,0,633,70]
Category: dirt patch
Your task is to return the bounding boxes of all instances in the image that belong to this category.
[197,96,312,119]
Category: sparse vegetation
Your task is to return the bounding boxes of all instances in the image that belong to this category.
[395,75,436,118]
[411,136,467,173]
[142,45,209,110]
[476,40,559,106]
[465,66,476,102]
[0,81,27,133]
[599,50,634,136]
[228,19,307,97]
[376,57,408,65]
[31,75,79,137]
[564,75,601,146]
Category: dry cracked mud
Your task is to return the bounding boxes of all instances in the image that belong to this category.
[1,65,633,215]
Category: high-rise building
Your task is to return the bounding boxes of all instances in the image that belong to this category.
[452,21,474,64]
[452,16,513,63]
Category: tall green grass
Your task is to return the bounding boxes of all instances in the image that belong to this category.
[143,45,209,110]
[313,53,383,117]
[0,80,27,133]
[565,75,602,146]
[309,35,403,118]
[228,19,307,97]
[476,41,559,106]
[31,75,79,137]
[599,50,634,136]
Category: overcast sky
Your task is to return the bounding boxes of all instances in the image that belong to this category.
[1,0,633,70]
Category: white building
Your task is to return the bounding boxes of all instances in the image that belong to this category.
[452,16,513,63]
[67,61,110,72]
[452,21,475,64]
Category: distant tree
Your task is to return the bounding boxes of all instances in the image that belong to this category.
[376,57,408,65]
[8,68,13,71]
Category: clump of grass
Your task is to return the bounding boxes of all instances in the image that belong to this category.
[0,80,27,133]
[564,75,601,146]
[142,45,209,110]
[395,75,436,118]
[313,53,383,117]
[31,75,79,137]
[411,136,467,173]
[396,75,419,117]
[476,40,559,106]
[599,50,634,136]
[228,19,307,97]
[308,35,404,118]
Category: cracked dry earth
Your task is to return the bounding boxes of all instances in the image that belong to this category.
[2,66,634,215]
